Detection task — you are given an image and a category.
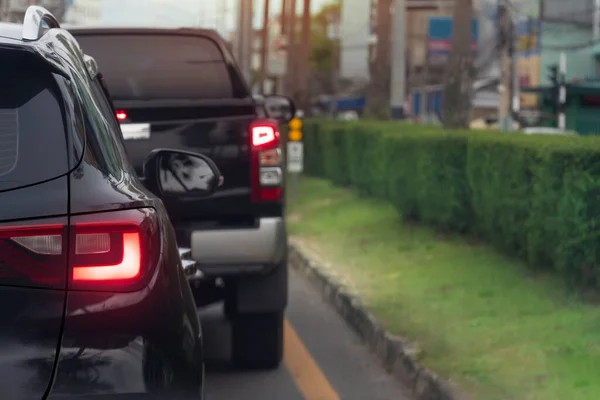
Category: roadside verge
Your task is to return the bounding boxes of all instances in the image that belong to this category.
[287,176,600,400]
[289,240,466,400]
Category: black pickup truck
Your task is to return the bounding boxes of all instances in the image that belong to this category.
[68,27,295,369]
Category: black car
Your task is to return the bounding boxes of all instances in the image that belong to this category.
[0,7,216,399]
[68,26,296,369]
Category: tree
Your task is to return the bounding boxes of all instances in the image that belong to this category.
[441,0,474,129]
[307,1,340,94]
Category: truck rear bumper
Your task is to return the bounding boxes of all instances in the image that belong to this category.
[190,217,286,275]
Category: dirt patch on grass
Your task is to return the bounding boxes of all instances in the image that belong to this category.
[287,212,303,223]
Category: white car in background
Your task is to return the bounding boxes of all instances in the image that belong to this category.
[522,127,576,135]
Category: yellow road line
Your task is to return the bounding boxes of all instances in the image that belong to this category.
[284,319,340,400]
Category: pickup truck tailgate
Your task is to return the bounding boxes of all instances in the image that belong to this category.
[71,30,258,224]
[116,101,255,222]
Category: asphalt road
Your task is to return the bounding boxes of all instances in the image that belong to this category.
[200,269,413,400]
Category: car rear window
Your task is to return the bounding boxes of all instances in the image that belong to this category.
[0,60,70,192]
[73,34,234,100]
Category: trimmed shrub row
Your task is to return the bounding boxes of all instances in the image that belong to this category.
[302,120,600,288]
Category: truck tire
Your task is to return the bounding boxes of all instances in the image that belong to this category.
[231,311,284,370]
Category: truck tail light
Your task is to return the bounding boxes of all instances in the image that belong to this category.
[250,120,283,202]
[116,110,128,121]
[0,208,160,292]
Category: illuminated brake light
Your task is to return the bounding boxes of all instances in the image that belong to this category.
[116,110,127,121]
[0,209,159,291]
[69,208,159,292]
[252,125,278,147]
[73,232,141,281]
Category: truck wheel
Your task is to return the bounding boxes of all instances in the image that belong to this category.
[231,312,284,370]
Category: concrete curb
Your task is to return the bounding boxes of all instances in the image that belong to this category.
[289,240,468,400]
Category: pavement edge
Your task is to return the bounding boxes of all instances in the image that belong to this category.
[289,240,468,400]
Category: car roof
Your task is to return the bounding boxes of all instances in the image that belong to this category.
[65,25,224,41]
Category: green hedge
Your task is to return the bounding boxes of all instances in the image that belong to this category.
[302,120,600,288]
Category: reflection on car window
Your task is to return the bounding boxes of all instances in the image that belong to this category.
[72,71,123,180]
[0,64,69,191]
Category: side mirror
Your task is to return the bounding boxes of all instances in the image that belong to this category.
[264,95,296,123]
[142,149,224,197]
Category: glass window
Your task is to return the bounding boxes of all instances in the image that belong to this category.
[74,34,234,100]
[0,61,70,192]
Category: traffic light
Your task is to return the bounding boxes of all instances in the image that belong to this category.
[544,64,560,118]
[547,64,559,87]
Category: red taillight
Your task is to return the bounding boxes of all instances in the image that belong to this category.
[116,110,127,121]
[0,208,160,291]
[252,125,278,147]
[250,120,283,202]
[70,208,160,292]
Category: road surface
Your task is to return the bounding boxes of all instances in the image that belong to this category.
[201,269,413,400]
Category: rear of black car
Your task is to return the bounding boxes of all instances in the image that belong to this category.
[70,28,288,369]
[0,24,206,397]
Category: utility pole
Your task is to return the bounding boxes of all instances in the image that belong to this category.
[441,0,474,129]
[420,38,430,121]
[390,0,406,120]
[595,0,600,39]
[327,12,340,118]
[497,0,520,130]
[237,0,254,87]
[236,0,246,75]
[258,0,270,94]
[511,12,521,129]
[284,0,297,98]
[281,0,287,34]
[558,52,566,130]
[366,0,392,119]
[0,0,7,22]
[497,0,513,130]
[297,0,311,113]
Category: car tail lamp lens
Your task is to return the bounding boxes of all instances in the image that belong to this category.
[116,110,127,121]
[250,121,283,202]
[259,148,281,166]
[259,167,283,186]
[70,208,160,292]
[252,125,278,148]
[0,208,159,291]
[0,218,68,288]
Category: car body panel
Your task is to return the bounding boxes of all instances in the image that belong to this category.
[0,20,204,399]
[0,287,65,400]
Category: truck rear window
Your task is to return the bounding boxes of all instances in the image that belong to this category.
[74,34,234,100]
[0,62,70,192]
